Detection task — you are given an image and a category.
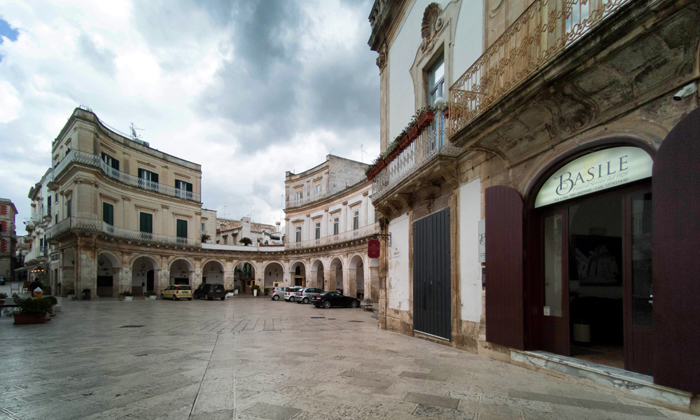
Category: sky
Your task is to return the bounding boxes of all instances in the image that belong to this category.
[0,0,380,235]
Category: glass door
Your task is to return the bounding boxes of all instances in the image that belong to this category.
[540,209,570,356]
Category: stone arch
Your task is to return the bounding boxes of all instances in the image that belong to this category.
[233,260,257,294]
[329,257,343,292]
[263,261,284,289]
[202,260,225,285]
[289,260,307,287]
[349,254,365,300]
[169,258,193,287]
[132,255,160,296]
[310,259,325,289]
[96,251,120,298]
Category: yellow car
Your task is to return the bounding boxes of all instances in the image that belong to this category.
[161,285,193,300]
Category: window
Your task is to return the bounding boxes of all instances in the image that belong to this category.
[101,152,120,172]
[138,169,159,191]
[201,223,205,234]
[0,221,4,232]
[315,222,321,239]
[175,179,193,199]
[140,212,153,241]
[296,191,303,200]
[102,203,114,225]
[176,219,187,244]
[315,184,321,194]
[333,218,339,235]
[295,226,302,243]
[66,199,72,218]
[55,214,58,224]
[47,196,51,217]
[353,211,359,230]
[428,56,445,149]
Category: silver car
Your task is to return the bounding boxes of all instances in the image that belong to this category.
[295,287,325,304]
[285,286,303,302]
[270,286,288,301]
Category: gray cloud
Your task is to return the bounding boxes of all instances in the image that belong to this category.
[78,33,116,76]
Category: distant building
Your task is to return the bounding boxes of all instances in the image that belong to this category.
[0,198,18,281]
[216,217,279,246]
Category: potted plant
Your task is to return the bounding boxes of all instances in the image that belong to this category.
[251,285,260,297]
[118,291,134,301]
[13,295,54,325]
[66,288,75,300]
[144,291,157,300]
[239,237,252,246]
[44,296,58,316]
[0,292,7,306]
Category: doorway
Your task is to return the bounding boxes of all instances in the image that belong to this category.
[536,185,653,375]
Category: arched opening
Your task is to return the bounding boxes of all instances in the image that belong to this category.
[202,260,224,285]
[330,257,343,292]
[349,255,365,300]
[169,258,193,286]
[290,261,306,287]
[132,256,159,296]
[234,261,256,294]
[310,259,324,289]
[264,262,284,291]
[96,252,120,298]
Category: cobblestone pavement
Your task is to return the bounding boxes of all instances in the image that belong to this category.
[0,291,697,420]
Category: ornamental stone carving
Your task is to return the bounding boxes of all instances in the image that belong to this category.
[421,3,443,52]
[376,42,388,71]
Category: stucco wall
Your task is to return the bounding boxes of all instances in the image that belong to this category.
[388,213,410,311]
[459,177,482,322]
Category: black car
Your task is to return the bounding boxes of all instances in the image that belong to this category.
[312,291,360,309]
[193,283,227,300]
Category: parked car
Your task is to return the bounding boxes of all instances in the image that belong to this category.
[161,285,193,300]
[270,286,288,301]
[285,286,303,302]
[194,283,226,300]
[312,291,360,309]
[296,287,324,304]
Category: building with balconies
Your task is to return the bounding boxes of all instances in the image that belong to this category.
[284,155,379,302]
[0,198,18,281]
[368,0,700,409]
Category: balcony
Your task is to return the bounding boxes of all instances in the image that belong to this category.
[47,217,199,247]
[372,119,460,202]
[286,223,379,251]
[52,150,201,202]
[449,0,630,139]
[286,190,329,209]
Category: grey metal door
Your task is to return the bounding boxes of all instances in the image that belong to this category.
[413,208,451,340]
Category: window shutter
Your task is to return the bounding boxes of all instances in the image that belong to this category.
[138,168,144,178]
[112,159,119,171]
[140,213,152,233]
[186,182,193,192]
[151,173,159,184]
[485,186,525,350]
[653,107,700,394]
[103,203,113,225]
[67,199,72,218]
[177,220,187,238]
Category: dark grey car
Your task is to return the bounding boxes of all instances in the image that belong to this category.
[295,287,324,304]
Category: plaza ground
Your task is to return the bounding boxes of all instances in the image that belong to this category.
[0,288,697,420]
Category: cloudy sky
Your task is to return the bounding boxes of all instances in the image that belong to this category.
[0,0,380,235]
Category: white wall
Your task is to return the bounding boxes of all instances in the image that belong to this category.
[388,213,410,311]
[452,0,484,81]
[459,177,482,322]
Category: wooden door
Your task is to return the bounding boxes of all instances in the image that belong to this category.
[539,209,570,356]
[413,208,451,340]
[623,189,654,375]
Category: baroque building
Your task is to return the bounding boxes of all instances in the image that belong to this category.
[0,198,18,281]
[367,0,700,410]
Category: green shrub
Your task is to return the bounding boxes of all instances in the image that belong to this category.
[13,296,53,316]
[43,296,58,306]
[144,291,156,297]
[0,292,8,299]
[118,291,133,297]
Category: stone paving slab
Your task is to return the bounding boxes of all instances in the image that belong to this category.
[0,295,696,420]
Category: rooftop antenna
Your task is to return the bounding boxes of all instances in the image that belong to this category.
[360,144,367,163]
[130,123,144,140]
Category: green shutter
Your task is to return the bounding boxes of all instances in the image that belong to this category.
[140,213,152,233]
[67,199,72,218]
[177,219,187,238]
[102,203,114,225]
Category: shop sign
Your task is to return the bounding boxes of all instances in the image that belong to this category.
[368,239,380,258]
[535,146,653,208]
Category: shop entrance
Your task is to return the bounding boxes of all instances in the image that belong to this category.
[536,185,653,375]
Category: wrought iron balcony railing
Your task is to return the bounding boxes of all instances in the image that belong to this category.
[372,118,460,200]
[286,190,330,209]
[47,217,199,247]
[286,223,379,250]
[52,150,201,202]
[449,0,629,136]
